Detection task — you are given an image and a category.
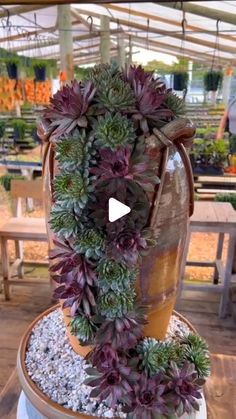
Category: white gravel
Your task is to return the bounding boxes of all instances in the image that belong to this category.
[25,308,191,418]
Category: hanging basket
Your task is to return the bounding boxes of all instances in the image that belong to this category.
[173,71,188,91]
[204,70,223,92]
[6,62,18,80]
[34,66,46,82]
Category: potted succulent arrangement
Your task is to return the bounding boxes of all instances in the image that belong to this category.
[5,56,19,79]
[17,64,210,419]
[203,70,223,92]
[190,138,229,175]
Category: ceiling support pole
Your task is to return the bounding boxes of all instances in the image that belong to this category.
[58,4,74,82]
[117,32,126,69]
[100,15,110,64]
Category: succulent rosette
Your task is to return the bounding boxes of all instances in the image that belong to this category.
[44,64,209,418]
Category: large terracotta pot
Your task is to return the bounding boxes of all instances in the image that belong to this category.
[17,305,198,419]
[40,117,195,355]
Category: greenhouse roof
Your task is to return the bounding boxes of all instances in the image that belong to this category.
[0,2,236,67]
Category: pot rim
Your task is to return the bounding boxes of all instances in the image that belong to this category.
[17,305,198,419]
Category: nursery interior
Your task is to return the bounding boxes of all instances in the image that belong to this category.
[0,1,236,419]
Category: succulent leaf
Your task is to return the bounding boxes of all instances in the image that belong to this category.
[74,228,105,260]
[93,112,135,150]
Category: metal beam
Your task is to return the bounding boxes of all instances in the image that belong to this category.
[159,2,236,26]
[103,3,236,44]
[0,5,46,19]
[72,7,236,55]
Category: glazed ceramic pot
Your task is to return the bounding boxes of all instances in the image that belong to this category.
[40,117,195,354]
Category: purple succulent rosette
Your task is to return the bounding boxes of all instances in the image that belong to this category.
[44,64,209,418]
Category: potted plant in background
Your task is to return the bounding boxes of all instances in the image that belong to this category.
[203,70,223,92]
[32,59,47,82]
[11,119,27,141]
[190,138,229,175]
[172,59,189,91]
[5,57,19,79]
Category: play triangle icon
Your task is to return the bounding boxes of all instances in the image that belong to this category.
[108,198,131,222]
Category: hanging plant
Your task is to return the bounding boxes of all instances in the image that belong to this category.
[173,71,189,91]
[33,59,47,82]
[5,57,19,80]
[204,70,223,92]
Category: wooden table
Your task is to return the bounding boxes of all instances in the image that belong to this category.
[0,354,235,419]
[179,201,236,318]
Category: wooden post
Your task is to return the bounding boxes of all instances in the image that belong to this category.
[100,15,110,64]
[57,4,74,82]
[117,32,125,69]
[127,35,132,66]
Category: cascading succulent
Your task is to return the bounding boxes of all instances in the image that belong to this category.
[93,112,135,150]
[96,74,135,112]
[44,63,208,418]
[96,258,136,292]
[98,287,136,318]
[55,129,92,171]
[53,172,92,212]
[74,228,105,260]
[49,204,81,238]
[70,315,97,345]
[43,80,96,139]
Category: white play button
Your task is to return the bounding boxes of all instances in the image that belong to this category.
[108,198,131,222]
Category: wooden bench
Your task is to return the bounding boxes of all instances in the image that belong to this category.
[0,179,48,300]
[178,201,236,318]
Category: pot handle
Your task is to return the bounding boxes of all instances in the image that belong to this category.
[152,118,196,218]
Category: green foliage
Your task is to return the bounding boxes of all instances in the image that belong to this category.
[204,70,223,92]
[49,204,81,238]
[137,338,184,377]
[164,91,185,116]
[183,334,210,378]
[215,193,236,210]
[74,66,90,81]
[55,130,92,171]
[11,119,27,140]
[94,112,135,150]
[70,315,97,345]
[97,259,136,292]
[0,121,6,138]
[96,75,135,111]
[144,60,172,75]
[53,172,92,212]
[5,56,20,65]
[32,59,48,69]
[191,138,229,167]
[0,174,25,192]
[74,229,105,259]
[98,287,135,318]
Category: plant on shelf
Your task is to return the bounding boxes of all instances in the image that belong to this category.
[0,121,6,139]
[11,119,27,140]
[42,63,209,418]
[5,56,19,79]
[190,138,229,175]
[203,70,223,92]
[215,193,236,210]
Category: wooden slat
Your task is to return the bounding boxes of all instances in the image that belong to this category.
[11,179,43,201]
[0,369,21,419]
[197,176,236,185]
[205,354,236,419]
[0,218,47,240]
[197,189,236,195]
[191,202,236,228]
